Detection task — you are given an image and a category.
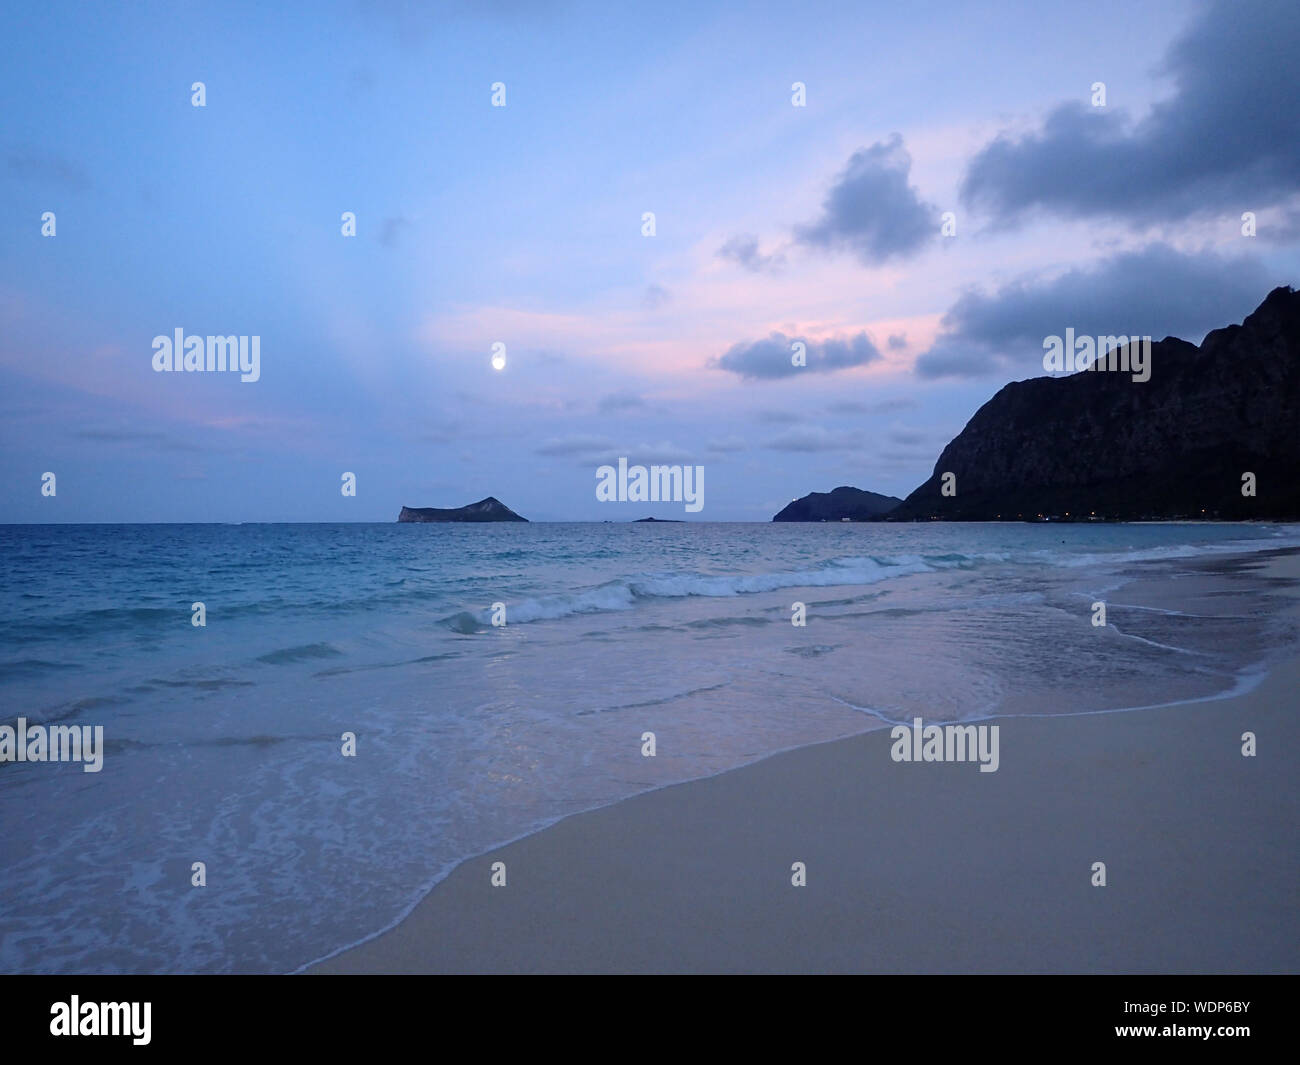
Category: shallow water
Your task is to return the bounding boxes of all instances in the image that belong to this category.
[1,521,1298,972]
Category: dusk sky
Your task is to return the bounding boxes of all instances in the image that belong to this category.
[3,0,1297,522]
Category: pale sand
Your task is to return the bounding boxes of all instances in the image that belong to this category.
[310,553,1300,974]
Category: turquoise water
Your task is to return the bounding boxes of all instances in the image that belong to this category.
[1,521,1298,972]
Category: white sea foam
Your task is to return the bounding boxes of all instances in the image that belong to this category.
[464,552,1003,627]
[456,534,1300,629]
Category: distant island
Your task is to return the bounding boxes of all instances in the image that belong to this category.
[890,286,1300,521]
[634,517,684,523]
[398,497,528,522]
[773,486,902,522]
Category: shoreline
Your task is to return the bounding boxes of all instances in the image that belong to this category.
[307,551,1300,974]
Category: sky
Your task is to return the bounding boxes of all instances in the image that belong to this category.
[2,0,1297,522]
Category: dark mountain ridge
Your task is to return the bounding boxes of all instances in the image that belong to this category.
[890,286,1300,521]
[773,486,903,522]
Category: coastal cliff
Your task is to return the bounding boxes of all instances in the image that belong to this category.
[890,286,1300,520]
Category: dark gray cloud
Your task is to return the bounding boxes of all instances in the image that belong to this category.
[714,330,881,380]
[962,0,1300,223]
[796,135,937,263]
[716,234,786,273]
[914,243,1273,379]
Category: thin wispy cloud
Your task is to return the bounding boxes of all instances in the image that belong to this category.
[75,428,204,452]
[379,216,411,247]
[534,434,618,456]
[706,436,747,453]
[642,284,672,309]
[716,234,787,273]
[762,426,864,453]
[597,391,646,413]
[7,152,92,192]
[826,398,917,415]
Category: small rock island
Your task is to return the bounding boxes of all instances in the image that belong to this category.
[398,497,529,522]
[772,486,902,522]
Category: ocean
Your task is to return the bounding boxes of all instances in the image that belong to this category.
[2,521,1298,973]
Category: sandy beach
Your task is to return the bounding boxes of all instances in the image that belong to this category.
[309,552,1300,974]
